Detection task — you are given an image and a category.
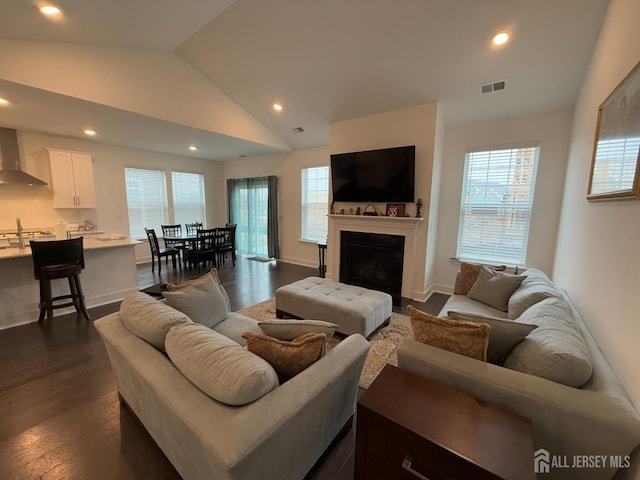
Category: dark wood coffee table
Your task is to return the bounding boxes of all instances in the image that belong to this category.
[355,365,535,480]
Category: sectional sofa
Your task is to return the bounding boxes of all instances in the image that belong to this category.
[398,267,640,480]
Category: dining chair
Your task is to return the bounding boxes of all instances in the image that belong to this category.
[217,226,236,266]
[185,222,203,235]
[187,228,217,273]
[145,228,181,275]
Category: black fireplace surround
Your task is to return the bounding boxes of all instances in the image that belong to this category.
[340,231,405,307]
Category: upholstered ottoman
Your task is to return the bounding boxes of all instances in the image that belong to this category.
[275,277,392,337]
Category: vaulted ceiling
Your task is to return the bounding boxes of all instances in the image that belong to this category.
[0,0,610,160]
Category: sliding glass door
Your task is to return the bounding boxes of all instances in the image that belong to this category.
[229,177,269,257]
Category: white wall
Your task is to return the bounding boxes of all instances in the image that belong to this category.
[431,108,574,291]
[554,0,640,408]
[0,131,225,261]
[329,103,439,300]
[222,146,329,268]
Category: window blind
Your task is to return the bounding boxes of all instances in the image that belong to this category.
[456,145,540,266]
[301,166,329,243]
[124,167,169,239]
[590,137,640,194]
[171,171,206,226]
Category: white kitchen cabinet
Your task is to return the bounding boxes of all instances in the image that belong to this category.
[48,149,96,208]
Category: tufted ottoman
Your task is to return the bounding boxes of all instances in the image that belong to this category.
[275,277,392,337]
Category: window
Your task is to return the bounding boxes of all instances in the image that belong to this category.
[456,145,540,266]
[125,167,169,239]
[171,171,206,226]
[301,166,329,243]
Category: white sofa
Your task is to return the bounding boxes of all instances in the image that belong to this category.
[95,290,370,480]
[398,268,640,480]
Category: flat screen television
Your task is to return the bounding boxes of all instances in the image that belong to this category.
[331,145,415,202]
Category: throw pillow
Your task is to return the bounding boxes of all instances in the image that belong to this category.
[408,305,489,361]
[162,274,228,328]
[120,291,192,351]
[467,266,525,311]
[454,262,507,295]
[447,311,537,363]
[241,332,326,382]
[165,323,279,406]
[257,319,339,355]
[504,297,593,388]
[165,268,231,311]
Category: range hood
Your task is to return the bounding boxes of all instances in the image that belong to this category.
[0,127,47,186]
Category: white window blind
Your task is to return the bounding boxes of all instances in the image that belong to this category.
[301,166,329,242]
[590,137,640,195]
[456,145,540,266]
[124,167,169,239]
[171,171,206,226]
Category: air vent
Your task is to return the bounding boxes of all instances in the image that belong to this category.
[479,79,508,95]
[291,126,305,133]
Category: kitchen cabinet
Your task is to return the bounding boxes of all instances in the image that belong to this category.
[48,149,96,208]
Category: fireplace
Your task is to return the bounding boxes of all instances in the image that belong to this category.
[340,231,405,307]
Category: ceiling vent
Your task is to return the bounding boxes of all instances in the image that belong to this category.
[479,79,508,95]
[291,126,305,133]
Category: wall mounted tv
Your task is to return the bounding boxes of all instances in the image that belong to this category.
[331,145,415,202]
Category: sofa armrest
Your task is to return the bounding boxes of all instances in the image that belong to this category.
[397,339,640,480]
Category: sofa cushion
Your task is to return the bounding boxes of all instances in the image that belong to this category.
[257,319,339,355]
[242,332,326,382]
[447,311,538,363]
[467,266,525,312]
[165,323,279,406]
[508,268,563,319]
[162,275,228,328]
[504,297,593,387]
[166,267,231,311]
[120,291,191,351]
[454,262,507,295]
[408,305,489,361]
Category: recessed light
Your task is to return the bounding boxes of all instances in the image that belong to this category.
[0,98,9,106]
[189,145,198,151]
[492,32,510,46]
[40,5,62,16]
[272,102,283,112]
[84,129,96,136]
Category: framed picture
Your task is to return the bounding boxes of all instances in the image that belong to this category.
[587,61,640,201]
[386,203,405,217]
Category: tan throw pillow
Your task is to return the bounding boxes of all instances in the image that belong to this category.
[257,319,339,355]
[408,305,489,361]
[454,262,507,295]
[166,268,231,311]
[241,332,326,382]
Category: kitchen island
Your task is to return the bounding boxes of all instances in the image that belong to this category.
[0,237,141,330]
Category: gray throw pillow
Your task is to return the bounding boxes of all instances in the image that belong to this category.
[507,268,563,319]
[467,266,525,311]
[447,311,537,363]
[162,274,228,328]
[258,319,340,355]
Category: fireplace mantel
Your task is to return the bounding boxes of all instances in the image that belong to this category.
[327,214,424,300]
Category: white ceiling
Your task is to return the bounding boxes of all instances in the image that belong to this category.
[0,0,611,160]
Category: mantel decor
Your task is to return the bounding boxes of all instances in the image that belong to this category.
[386,203,406,217]
[587,61,640,201]
[363,204,377,216]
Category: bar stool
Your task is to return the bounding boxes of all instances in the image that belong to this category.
[30,237,91,322]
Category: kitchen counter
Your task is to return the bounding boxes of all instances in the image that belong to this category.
[0,236,142,330]
[0,236,140,259]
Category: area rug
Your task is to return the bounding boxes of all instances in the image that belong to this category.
[237,297,413,388]
[247,256,274,263]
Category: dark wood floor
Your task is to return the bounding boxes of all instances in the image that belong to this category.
[0,256,448,480]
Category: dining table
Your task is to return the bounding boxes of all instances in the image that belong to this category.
[162,230,224,268]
